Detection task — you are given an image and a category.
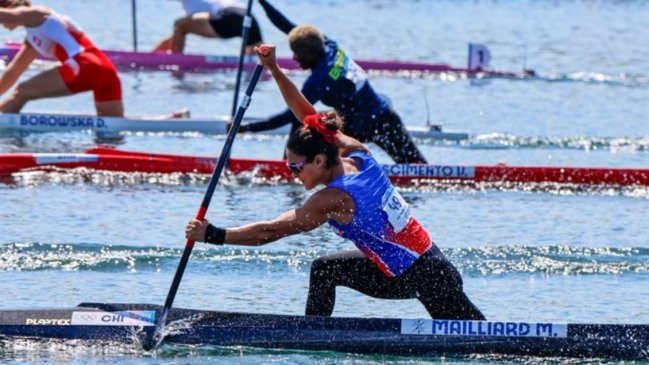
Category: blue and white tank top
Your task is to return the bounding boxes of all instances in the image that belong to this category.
[327,151,432,277]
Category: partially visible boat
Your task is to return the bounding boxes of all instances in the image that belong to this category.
[0,42,534,78]
[0,112,468,141]
[0,302,646,360]
[1,147,647,187]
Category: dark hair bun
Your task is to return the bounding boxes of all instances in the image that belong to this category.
[321,111,343,131]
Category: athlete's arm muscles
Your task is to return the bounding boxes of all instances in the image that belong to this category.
[0,7,44,25]
[243,75,324,132]
[0,8,21,23]
[267,65,318,122]
[241,109,295,132]
[301,75,367,156]
[275,71,366,155]
[258,0,296,34]
[336,133,368,157]
[224,189,349,246]
[0,41,37,96]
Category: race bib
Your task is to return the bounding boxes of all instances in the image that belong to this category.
[381,186,410,232]
[344,58,367,92]
[329,49,367,91]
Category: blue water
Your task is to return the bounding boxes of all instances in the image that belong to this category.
[1,0,648,364]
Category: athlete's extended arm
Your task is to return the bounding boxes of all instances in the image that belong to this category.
[0,7,43,25]
[257,0,295,34]
[186,189,351,246]
[239,109,296,132]
[0,41,37,96]
[255,45,316,123]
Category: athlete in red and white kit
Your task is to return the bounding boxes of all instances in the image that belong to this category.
[0,0,124,116]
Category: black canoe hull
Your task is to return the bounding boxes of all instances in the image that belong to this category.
[0,303,646,361]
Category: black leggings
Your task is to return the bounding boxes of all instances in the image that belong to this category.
[367,110,427,164]
[209,7,262,45]
[305,247,485,320]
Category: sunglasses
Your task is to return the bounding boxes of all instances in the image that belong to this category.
[286,160,308,174]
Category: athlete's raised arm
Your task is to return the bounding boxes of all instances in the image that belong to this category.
[255,45,316,123]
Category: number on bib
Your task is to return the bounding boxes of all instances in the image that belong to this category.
[381,187,410,232]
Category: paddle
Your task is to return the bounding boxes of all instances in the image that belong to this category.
[230,0,255,118]
[143,62,265,351]
[131,0,138,51]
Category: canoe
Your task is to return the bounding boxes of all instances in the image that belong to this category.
[1,147,647,187]
[0,302,645,360]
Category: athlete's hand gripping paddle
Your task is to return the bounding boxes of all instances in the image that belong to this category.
[255,45,275,67]
[144,63,264,351]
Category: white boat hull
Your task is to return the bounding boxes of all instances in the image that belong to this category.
[0,112,469,141]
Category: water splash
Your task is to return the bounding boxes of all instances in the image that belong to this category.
[3,169,648,198]
[463,134,649,152]
[2,243,647,276]
[0,337,144,359]
[1,168,285,188]
[398,181,649,199]
[0,242,167,272]
[366,69,649,87]
[452,245,649,276]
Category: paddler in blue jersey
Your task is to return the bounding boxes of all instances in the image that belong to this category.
[186,44,484,320]
[237,0,426,164]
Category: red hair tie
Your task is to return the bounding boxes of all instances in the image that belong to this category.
[303,113,338,143]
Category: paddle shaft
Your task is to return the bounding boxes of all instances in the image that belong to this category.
[131,0,138,51]
[148,63,264,349]
[230,0,255,118]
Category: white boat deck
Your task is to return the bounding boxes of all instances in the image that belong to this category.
[0,112,469,141]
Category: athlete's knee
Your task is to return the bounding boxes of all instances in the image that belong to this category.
[8,84,33,102]
[173,17,192,34]
[312,256,347,286]
[310,256,332,278]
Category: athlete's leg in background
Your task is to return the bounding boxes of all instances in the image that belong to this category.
[373,110,427,164]
[95,100,124,117]
[171,13,219,53]
[0,68,72,113]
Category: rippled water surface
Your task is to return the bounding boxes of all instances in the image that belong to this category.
[0,0,648,364]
